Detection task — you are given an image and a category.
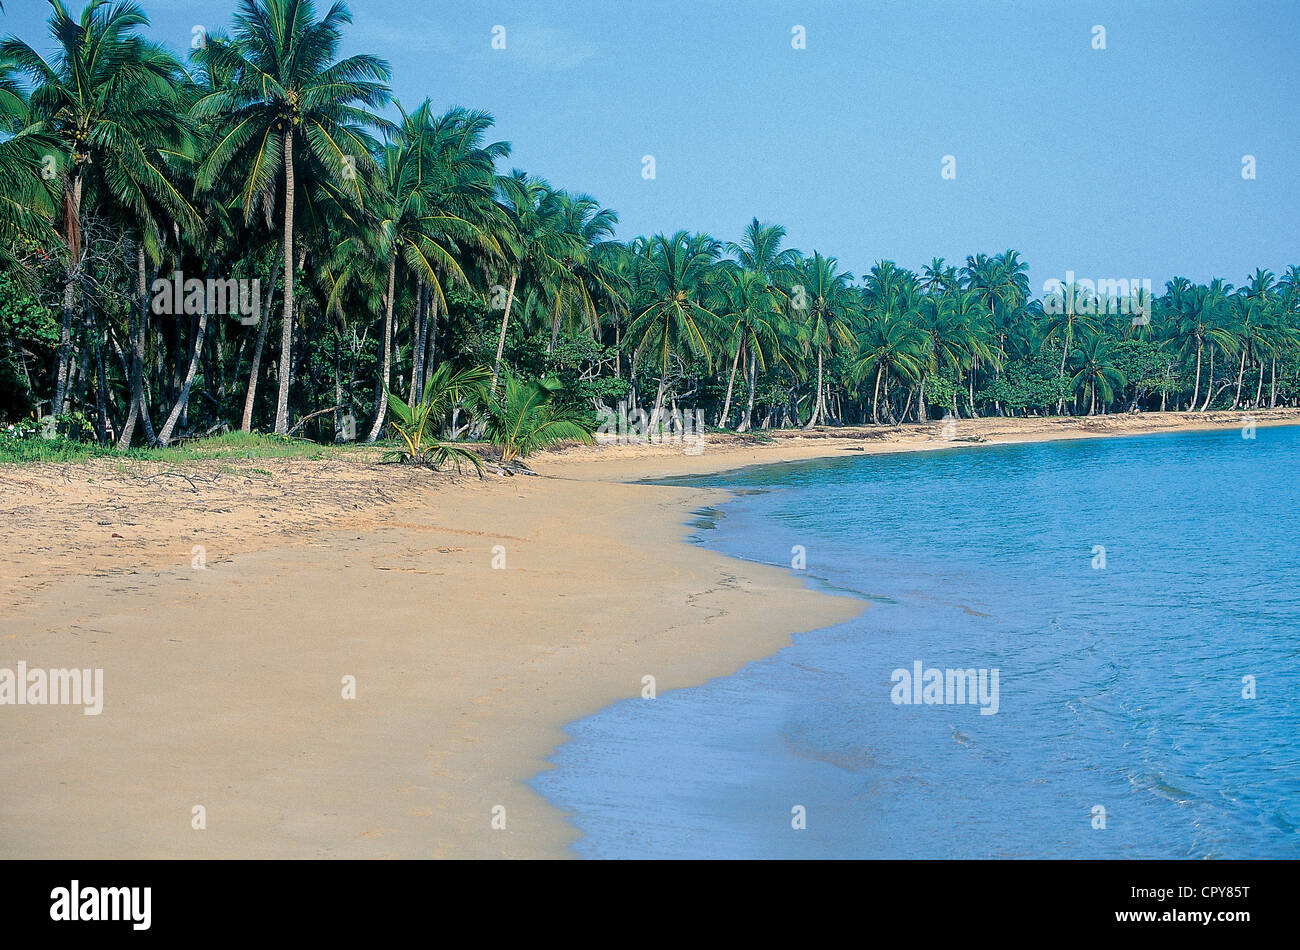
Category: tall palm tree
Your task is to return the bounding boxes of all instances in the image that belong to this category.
[3,0,198,417]
[354,102,506,441]
[489,170,568,395]
[1042,286,1100,415]
[795,251,856,427]
[1070,333,1126,415]
[625,230,722,431]
[545,191,619,352]
[716,265,783,427]
[192,0,391,434]
[853,309,924,424]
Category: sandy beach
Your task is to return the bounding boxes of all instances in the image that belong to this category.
[1,408,1296,859]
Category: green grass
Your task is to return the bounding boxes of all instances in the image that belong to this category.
[0,431,384,466]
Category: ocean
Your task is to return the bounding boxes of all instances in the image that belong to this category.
[532,426,1300,858]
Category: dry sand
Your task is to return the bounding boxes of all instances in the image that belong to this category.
[1,408,1296,858]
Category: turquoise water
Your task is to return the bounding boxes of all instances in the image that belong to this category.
[532,426,1300,858]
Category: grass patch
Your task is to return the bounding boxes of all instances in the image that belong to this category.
[0,431,382,467]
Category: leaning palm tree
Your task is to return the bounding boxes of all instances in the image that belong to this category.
[192,0,392,434]
[3,0,198,416]
[489,171,569,395]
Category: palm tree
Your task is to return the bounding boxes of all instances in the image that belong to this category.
[355,102,506,441]
[715,265,783,427]
[625,230,722,431]
[192,0,391,434]
[484,372,594,465]
[854,295,924,424]
[795,251,856,427]
[545,191,619,352]
[3,0,198,417]
[1042,286,1100,414]
[489,171,569,395]
[0,58,58,257]
[1070,333,1126,415]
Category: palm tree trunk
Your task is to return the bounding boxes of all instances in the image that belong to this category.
[156,310,209,445]
[365,253,397,443]
[1056,333,1071,414]
[719,339,742,427]
[54,170,84,417]
[1199,347,1215,411]
[490,272,517,396]
[1254,357,1265,408]
[273,129,296,435]
[649,377,667,436]
[1232,347,1248,408]
[410,277,426,403]
[968,359,978,417]
[872,364,883,424]
[548,296,562,353]
[423,284,439,395]
[1190,339,1203,410]
[1269,357,1277,407]
[805,347,825,428]
[241,246,279,432]
[118,242,157,448]
[737,351,757,432]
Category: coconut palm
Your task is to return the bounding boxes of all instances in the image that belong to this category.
[3,0,199,416]
[489,171,570,395]
[625,230,723,431]
[191,0,391,434]
[483,372,594,465]
[1070,333,1126,415]
[794,250,856,427]
[854,298,924,424]
[715,265,784,428]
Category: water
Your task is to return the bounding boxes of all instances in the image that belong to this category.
[532,426,1300,858]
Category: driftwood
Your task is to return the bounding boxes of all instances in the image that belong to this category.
[286,406,340,437]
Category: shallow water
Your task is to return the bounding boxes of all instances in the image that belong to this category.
[532,426,1300,858]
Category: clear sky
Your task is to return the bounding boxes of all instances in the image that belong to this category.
[5,0,1297,294]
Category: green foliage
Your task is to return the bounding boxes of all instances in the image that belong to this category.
[981,358,1071,414]
[483,373,596,463]
[382,364,491,473]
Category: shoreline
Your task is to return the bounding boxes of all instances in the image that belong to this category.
[1,410,1297,858]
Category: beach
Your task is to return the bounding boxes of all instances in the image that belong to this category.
[1,408,1296,859]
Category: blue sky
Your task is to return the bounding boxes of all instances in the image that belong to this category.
[5,0,1297,293]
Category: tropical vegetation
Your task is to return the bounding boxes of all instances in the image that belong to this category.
[3,0,1299,466]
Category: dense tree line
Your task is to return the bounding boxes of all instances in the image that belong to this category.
[2,0,1298,450]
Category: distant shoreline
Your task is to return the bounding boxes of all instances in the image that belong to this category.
[1,409,1296,858]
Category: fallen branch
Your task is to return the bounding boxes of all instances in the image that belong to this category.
[286,406,340,438]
